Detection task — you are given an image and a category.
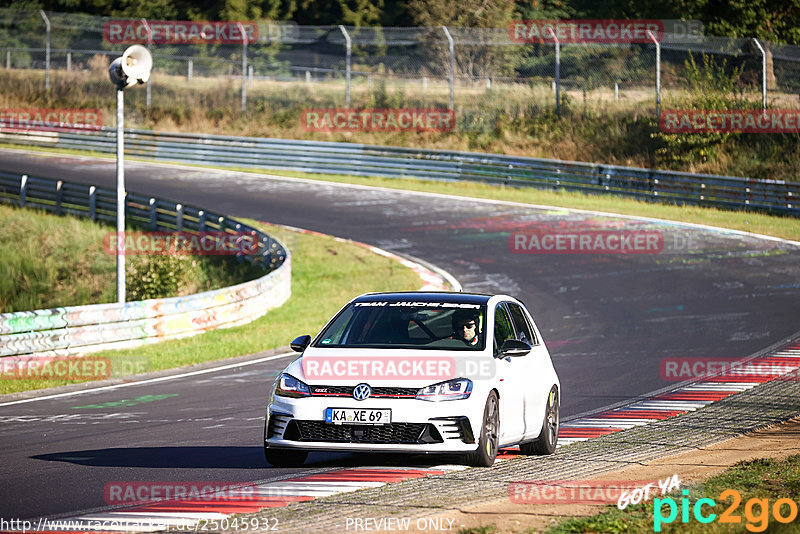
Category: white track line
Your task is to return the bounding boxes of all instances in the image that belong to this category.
[0,352,295,407]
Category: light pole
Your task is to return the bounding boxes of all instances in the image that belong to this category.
[108,44,153,303]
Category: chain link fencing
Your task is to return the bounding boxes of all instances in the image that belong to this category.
[2,8,800,133]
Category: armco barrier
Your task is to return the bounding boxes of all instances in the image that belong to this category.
[0,172,290,358]
[0,128,797,215]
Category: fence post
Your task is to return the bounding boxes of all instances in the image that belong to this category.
[66,52,71,72]
[339,25,351,106]
[549,29,560,112]
[141,19,152,108]
[647,30,661,118]
[55,180,63,215]
[187,59,193,81]
[89,186,96,221]
[20,175,28,207]
[176,203,184,232]
[442,26,454,110]
[237,22,248,112]
[39,10,50,91]
[149,198,157,230]
[198,210,206,231]
[752,38,767,111]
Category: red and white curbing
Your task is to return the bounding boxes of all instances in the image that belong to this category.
[558,342,800,446]
[56,467,465,532]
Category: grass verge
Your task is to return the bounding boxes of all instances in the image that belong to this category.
[0,203,263,313]
[0,221,424,395]
[545,454,800,533]
[0,203,116,312]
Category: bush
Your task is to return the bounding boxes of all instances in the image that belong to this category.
[125,254,189,301]
[652,54,755,167]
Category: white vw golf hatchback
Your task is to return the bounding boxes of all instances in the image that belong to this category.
[264,292,560,467]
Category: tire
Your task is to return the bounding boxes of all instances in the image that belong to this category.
[520,385,559,455]
[264,446,308,467]
[466,391,500,467]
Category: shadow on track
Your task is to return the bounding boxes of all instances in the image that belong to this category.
[30,447,495,469]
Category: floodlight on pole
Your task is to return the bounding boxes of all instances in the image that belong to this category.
[108,44,152,304]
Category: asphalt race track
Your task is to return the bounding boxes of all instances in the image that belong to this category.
[1,150,799,523]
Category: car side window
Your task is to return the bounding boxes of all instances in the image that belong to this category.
[507,303,538,345]
[493,304,516,353]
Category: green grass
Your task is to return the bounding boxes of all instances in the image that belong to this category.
[0,221,424,395]
[0,203,264,313]
[0,203,117,311]
[545,454,800,533]
[3,67,800,180]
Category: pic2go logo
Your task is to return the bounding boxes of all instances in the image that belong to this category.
[654,489,800,532]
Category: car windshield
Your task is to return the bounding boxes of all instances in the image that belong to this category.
[314,301,487,350]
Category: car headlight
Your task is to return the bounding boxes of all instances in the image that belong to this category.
[275,373,311,398]
[416,378,473,401]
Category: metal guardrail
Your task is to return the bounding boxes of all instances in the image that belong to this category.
[1,128,797,215]
[0,171,291,358]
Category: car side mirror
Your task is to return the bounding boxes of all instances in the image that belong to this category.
[290,335,311,352]
[501,339,531,357]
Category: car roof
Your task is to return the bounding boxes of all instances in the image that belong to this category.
[353,291,494,305]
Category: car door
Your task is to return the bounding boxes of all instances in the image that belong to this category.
[493,302,525,443]
[506,301,549,440]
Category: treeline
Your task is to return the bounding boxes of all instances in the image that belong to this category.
[2,0,799,44]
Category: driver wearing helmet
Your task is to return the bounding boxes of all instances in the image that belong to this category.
[450,309,481,346]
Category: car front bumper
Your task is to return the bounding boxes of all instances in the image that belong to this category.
[265,395,484,453]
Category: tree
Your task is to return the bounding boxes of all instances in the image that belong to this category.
[406,0,515,27]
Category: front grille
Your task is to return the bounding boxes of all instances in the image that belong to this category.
[310,385,418,398]
[431,416,474,444]
[372,386,419,398]
[286,420,442,444]
[267,413,291,439]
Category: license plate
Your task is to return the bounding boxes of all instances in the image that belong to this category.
[325,408,391,425]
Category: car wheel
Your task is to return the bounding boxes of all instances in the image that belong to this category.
[466,391,499,467]
[520,385,559,455]
[264,446,308,467]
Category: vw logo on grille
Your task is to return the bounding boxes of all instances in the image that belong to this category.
[352,383,371,401]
